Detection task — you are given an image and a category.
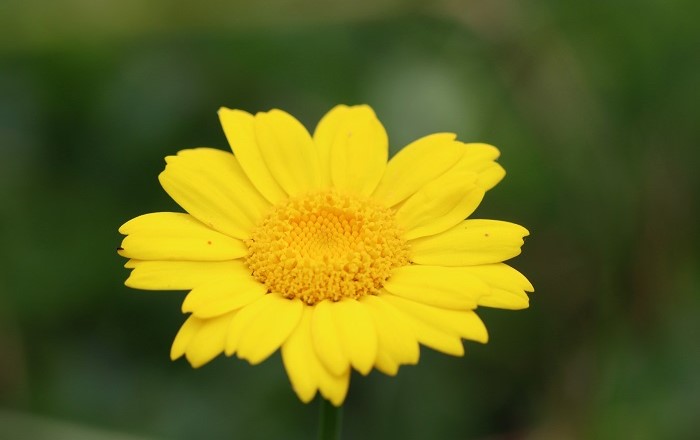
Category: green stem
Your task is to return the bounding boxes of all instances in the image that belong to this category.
[318,398,342,440]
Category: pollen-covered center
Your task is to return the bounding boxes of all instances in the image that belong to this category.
[246,191,409,305]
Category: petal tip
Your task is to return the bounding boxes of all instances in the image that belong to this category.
[353,103,374,112]
[170,348,184,361]
[186,353,216,369]
[479,333,490,344]
[356,364,373,376]
[117,219,134,235]
[294,388,317,404]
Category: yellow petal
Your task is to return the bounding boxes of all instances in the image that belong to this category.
[124,260,243,290]
[361,295,419,375]
[312,104,348,186]
[254,109,321,196]
[218,108,287,204]
[382,293,464,356]
[119,212,248,261]
[158,148,270,240]
[372,133,465,206]
[478,290,529,309]
[330,299,377,375]
[395,171,485,240]
[236,294,304,365]
[383,265,486,309]
[185,312,235,368]
[317,364,350,407]
[281,306,320,403]
[461,264,533,310]
[170,315,203,360]
[124,259,138,269]
[381,293,488,343]
[310,300,349,376]
[315,105,388,196]
[373,345,400,376]
[182,271,267,318]
[458,143,504,191]
[460,143,500,164]
[224,293,275,356]
[476,163,506,190]
[282,304,351,406]
[380,293,489,355]
[410,219,529,266]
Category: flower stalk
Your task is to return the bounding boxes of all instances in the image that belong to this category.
[318,398,342,440]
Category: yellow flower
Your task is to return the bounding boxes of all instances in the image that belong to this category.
[118,105,533,406]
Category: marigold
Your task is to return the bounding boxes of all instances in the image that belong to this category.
[118,105,533,406]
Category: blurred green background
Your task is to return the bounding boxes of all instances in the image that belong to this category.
[2,0,699,439]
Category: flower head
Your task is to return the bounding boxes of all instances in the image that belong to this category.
[119,105,533,406]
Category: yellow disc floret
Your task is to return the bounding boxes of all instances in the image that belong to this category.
[246,191,409,305]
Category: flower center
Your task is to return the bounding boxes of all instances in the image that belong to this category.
[246,191,409,305]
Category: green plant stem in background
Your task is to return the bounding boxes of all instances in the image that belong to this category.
[318,399,342,440]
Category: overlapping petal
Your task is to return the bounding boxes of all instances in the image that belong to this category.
[224,293,277,356]
[254,109,322,196]
[380,293,465,356]
[410,219,529,266]
[373,139,504,208]
[281,307,320,403]
[235,293,304,365]
[383,265,487,309]
[461,264,533,310]
[395,171,485,240]
[282,306,351,406]
[360,295,419,375]
[170,315,202,361]
[158,148,269,240]
[372,133,464,206]
[457,143,505,191]
[119,212,248,261]
[310,300,349,376]
[313,105,388,196]
[329,299,377,375]
[381,293,489,355]
[181,271,267,318]
[218,108,287,204]
[172,312,234,368]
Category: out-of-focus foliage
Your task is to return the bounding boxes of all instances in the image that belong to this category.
[1,1,699,439]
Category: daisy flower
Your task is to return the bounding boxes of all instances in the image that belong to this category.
[118,104,533,406]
